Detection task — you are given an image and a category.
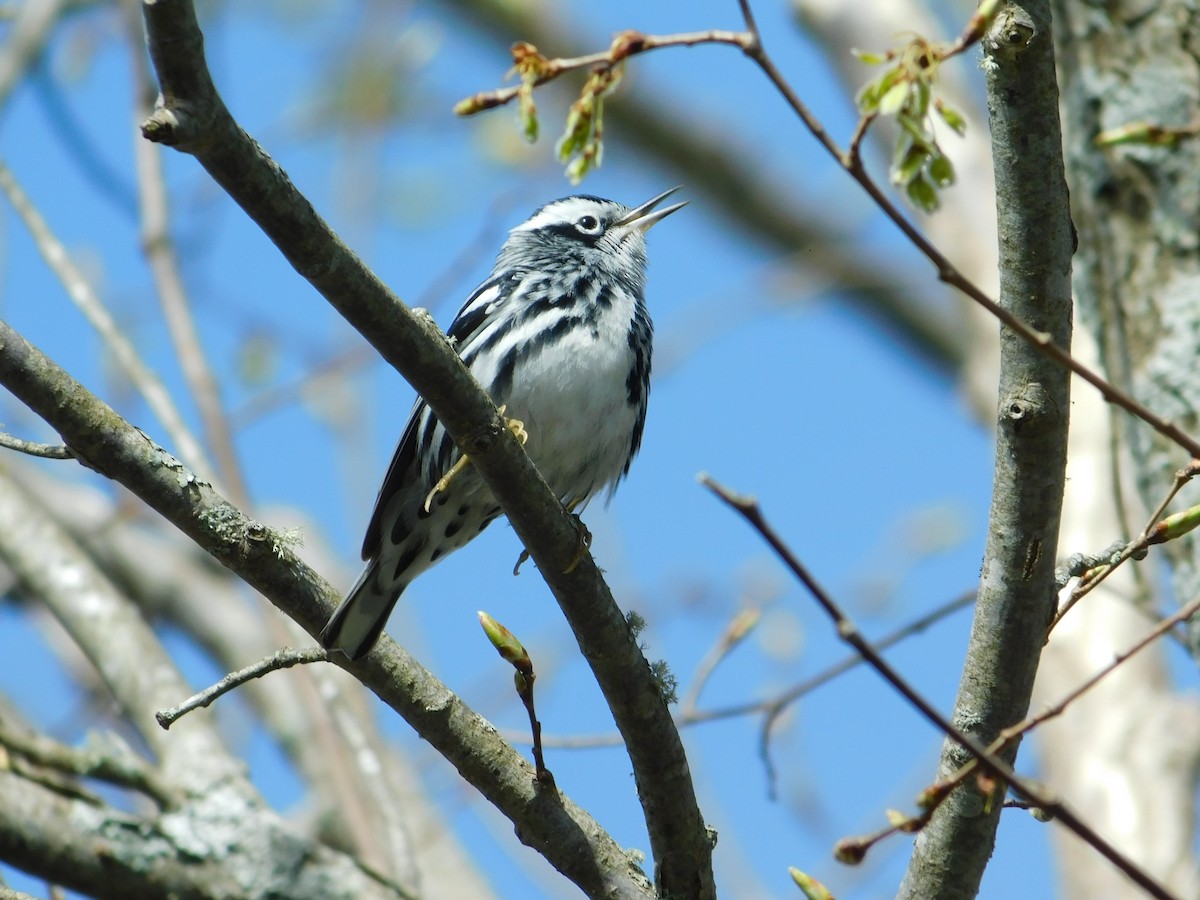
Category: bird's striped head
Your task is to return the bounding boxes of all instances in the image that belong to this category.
[493,188,685,292]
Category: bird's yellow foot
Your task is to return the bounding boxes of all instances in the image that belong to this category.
[424,406,528,513]
[424,454,471,513]
[504,406,528,447]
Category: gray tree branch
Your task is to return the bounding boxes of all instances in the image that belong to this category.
[899,4,1075,897]
[7,465,491,895]
[0,466,399,899]
[1047,0,1200,893]
[0,466,240,792]
[0,768,394,900]
[0,316,654,899]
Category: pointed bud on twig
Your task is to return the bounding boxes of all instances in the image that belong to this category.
[478,610,533,675]
[1147,504,1200,544]
[916,779,952,810]
[833,837,867,866]
[788,867,834,899]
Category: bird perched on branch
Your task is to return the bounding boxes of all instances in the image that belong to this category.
[321,188,685,659]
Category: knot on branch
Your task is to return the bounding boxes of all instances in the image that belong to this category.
[465,416,506,456]
[610,30,648,60]
[999,382,1059,435]
[983,7,1038,61]
[141,104,208,151]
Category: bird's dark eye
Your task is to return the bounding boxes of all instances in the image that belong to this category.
[575,215,602,234]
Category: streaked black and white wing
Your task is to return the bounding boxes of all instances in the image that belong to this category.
[358,277,508,561]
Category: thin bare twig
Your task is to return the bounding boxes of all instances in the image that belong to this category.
[156,647,327,729]
[929,588,1200,823]
[700,473,1175,900]
[728,3,1200,461]
[511,589,974,751]
[753,589,975,796]
[0,158,216,483]
[0,718,176,808]
[123,2,249,507]
[679,607,761,716]
[1052,459,1200,628]
[1023,595,1200,741]
[453,29,748,115]
[0,431,73,459]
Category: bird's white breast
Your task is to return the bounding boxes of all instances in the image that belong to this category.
[504,289,640,506]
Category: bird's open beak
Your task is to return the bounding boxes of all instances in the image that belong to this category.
[615,186,688,233]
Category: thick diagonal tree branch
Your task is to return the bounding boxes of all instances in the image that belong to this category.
[135,1,712,895]
[0,317,654,899]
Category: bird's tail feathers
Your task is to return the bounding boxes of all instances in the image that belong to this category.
[320,562,405,660]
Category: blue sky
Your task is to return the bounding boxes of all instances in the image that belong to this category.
[0,1,1077,897]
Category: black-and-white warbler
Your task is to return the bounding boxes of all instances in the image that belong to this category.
[321,188,686,659]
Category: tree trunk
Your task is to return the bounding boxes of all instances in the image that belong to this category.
[1042,1,1200,895]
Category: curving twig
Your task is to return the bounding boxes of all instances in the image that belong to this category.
[454,29,749,115]
[700,473,1175,900]
[512,588,973,757]
[123,3,249,507]
[0,158,216,483]
[156,647,327,729]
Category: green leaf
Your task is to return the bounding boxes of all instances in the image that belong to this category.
[518,87,538,144]
[555,113,586,162]
[896,113,933,149]
[937,101,967,136]
[878,79,910,116]
[929,152,955,187]
[855,76,884,114]
[565,153,591,185]
[892,144,927,186]
[906,175,940,213]
[910,76,931,120]
[890,132,913,179]
[852,48,886,65]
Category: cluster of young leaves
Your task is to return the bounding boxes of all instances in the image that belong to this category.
[855,38,967,213]
[485,41,626,183]
[556,64,624,184]
[509,41,546,144]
